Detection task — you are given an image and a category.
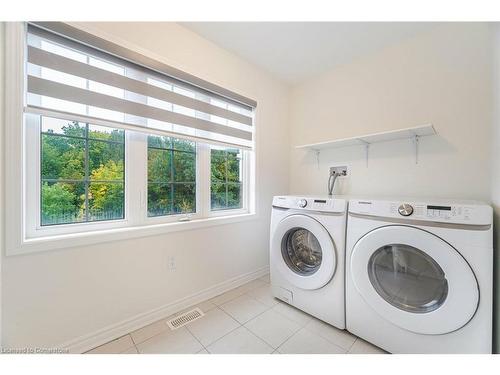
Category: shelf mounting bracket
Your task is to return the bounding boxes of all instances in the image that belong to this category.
[314,149,320,169]
[413,134,420,164]
[359,140,370,167]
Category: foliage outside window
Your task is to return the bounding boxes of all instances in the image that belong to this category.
[147,135,196,217]
[211,148,243,210]
[41,117,125,225]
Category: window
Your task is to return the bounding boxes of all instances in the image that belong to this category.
[147,135,196,217]
[211,147,243,210]
[41,117,125,225]
[5,22,256,254]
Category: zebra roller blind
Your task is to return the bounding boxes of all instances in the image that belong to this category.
[25,23,255,149]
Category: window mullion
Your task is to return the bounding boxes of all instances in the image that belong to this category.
[84,123,90,222]
[197,143,210,218]
[126,131,147,225]
[170,148,174,214]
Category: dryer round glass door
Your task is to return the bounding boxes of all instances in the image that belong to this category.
[368,244,448,314]
[350,225,479,335]
[271,214,337,290]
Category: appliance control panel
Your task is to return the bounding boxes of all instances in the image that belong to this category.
[349,199,492,226]
[272,196,346,213]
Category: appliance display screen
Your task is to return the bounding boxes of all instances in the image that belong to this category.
[427,205,451,211]
[314,200,327,203]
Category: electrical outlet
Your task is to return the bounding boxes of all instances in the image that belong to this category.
[330,166,348,176]
[167,256,176,271]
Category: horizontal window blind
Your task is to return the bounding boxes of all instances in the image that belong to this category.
[25,23,256,149]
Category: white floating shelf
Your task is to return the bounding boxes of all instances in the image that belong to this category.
[296,124,435,150]
[296,124,436,165]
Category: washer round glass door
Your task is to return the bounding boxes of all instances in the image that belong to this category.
[282,228,323,276]
[350,225,479,335]
[271,214,336,290]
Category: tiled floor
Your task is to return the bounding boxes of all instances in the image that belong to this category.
[86,274,386,354]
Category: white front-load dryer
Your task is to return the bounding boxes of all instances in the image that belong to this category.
[270,195,347,329]
[346,198,493,353]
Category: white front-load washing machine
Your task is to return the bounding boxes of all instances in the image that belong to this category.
[270,195,347,329]
[346,198,493,353]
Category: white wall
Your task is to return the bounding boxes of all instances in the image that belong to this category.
[0,22,290,350]
[289,23,492,202]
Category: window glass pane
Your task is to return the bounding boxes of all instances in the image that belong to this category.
[39,116,125,226]
[42,118,86,137]
[210,181,226,210]
[211,151,226,182]
[41,181,85,225]
[147,135,196,217]
[148,149,171,183]
[88,124,125,142]
[173,152,196,182]
[148,183,172,217]
[148,135,172,149]
[226,150,242,183]
[41,135,85,180]
[227,183,242,209]
[88,140,125,180]
[88,182,124,221]
[172,138,195,153]
[210,147,243,211]
[173,183,196,214]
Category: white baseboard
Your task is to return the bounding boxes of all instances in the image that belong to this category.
[61,265,270,353]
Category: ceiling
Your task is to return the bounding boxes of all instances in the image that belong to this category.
[181,22,439,85]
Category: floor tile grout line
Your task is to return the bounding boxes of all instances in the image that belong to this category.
[185,305,245,349]
[303,321,357,352]
[196,317,243,350]
[244,293,281,310]
[225,294,281,325]
[203,324,242,353]
[87,333,135,354]
[276,326,348,354]
[200,298,277,351]
[239,299,276,325]
[268,301,314,328]
[123,334,137,353]
[130,319,172,347]
[347,338,359,352]
[185,324,210,354]
[272,322,304,352]
[218,293,275,324]
[210,282,267,307]
[239,325,275,353]
[210,278,265,303]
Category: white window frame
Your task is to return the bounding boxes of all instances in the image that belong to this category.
[4,22,257,256]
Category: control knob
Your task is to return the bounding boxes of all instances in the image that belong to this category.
[398,203,414,216]
[298,199,308,208]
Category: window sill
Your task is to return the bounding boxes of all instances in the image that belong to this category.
[8,212,258,256]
